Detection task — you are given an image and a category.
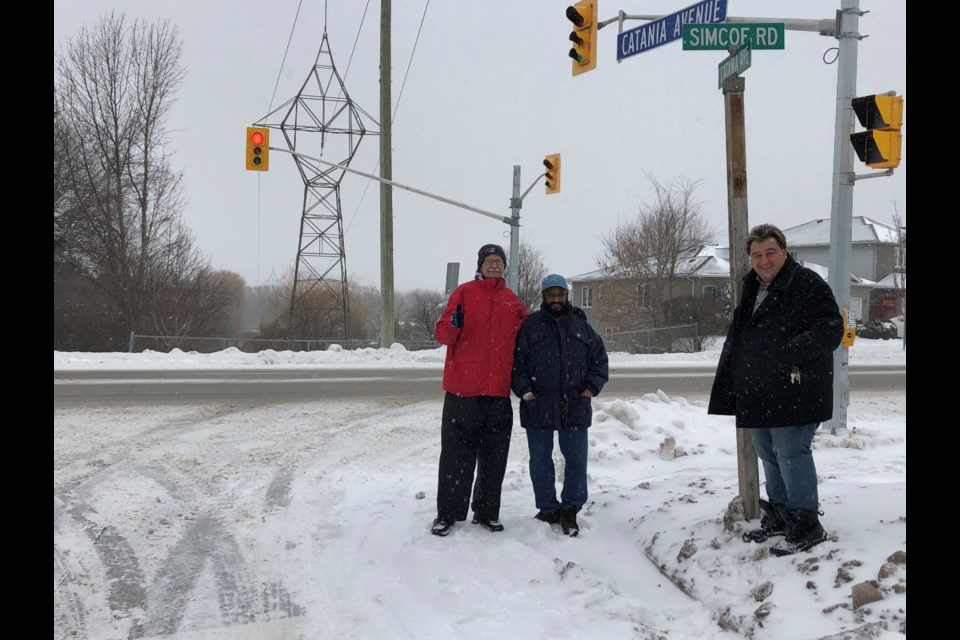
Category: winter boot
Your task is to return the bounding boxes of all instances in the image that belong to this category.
[742,499,788,543]
[534,510,560,525]
[471,515,505,532]
[770,510,828,557]
[431,517,455,537]
[558,506,580,537]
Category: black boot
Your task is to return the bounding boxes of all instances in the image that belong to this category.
[534,510,560,524]
[558,506,580,537]
[742,499,788,543]
[770,510,828,556]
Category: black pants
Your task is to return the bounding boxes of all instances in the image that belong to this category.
[436,393,513,522]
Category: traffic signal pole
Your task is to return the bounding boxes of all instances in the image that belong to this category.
[508,165,551,292]
[824,0,861,434]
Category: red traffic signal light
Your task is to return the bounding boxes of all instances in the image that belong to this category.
[246,126,270,171]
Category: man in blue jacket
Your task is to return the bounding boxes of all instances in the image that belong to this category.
[512,274,609,536]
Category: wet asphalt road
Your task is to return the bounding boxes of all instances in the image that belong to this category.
[53,364,905,407]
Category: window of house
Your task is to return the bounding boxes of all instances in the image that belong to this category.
[581,286,592,308]
[598,284,605,301]
[637,284,648,307]
[703,285,718,300]
[894,246,905,268]
[790,250,799,260]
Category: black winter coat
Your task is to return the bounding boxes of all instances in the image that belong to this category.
[512,305,609,430]
[708,256,843,429]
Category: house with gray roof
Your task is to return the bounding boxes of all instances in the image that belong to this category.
[567,217,905,346]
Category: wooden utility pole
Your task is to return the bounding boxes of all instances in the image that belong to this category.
[379,0,395,347]
[722,71,760,521]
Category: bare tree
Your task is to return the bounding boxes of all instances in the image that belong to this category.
[597,174,715,329]
[54,12,233,349]
[257,267,351,339]
[514,238,549,311]
[399,288,445,340]
[891,202,906,348]
[347,283,384,342]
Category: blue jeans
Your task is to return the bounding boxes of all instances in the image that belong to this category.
[526,427,588,513]
[751,423,820,514]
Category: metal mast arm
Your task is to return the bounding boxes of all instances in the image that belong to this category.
[273,147,512,225]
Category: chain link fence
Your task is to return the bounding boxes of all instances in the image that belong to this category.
[127,333,440,354]
[601,324,705,354]
[129,326,709,355]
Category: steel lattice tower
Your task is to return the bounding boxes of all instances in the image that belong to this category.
[257,31,378,340]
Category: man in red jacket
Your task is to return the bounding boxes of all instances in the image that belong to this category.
[431,244,528,536]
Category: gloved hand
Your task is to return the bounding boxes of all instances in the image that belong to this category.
[451,304,464,329]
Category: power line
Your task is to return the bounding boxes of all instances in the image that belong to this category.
[268,0,305,114]
[342,0,373,82]
[345,0,431,236]
[392,0,430,122]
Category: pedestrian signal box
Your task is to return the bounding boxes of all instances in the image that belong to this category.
[841,309,857,347]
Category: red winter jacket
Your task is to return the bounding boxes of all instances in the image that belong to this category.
[435,277,528,397]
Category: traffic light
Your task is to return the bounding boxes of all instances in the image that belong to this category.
[849,94,903,169]
[246,126,270,171]
[544,153,561,195]
[566,1,598,77]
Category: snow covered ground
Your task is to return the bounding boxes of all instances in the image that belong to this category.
[54,339,906,639]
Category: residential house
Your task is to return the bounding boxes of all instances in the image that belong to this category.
[782,217,905,322]
[568,217,905,346]
[568,245,732,351]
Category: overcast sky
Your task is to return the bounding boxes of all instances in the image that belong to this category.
[53,0,907,292]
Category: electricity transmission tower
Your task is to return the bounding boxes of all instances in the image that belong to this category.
[257,30,378,339]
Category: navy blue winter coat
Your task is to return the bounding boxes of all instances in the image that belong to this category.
[512,305,609,430]
[708,255,843,429]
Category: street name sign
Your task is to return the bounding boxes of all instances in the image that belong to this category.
[617,0,727,61]
[682,23,785,50]
[718,43,751,88]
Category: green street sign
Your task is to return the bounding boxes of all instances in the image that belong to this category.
[718,43,751,88]
[682,22,785,50]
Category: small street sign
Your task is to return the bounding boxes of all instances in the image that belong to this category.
[617,0,727,61]
[682,23,785,50]
[718,43,751,88]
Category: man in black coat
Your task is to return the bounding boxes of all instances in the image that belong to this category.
[709,223,843,556]
[512,274,609,536]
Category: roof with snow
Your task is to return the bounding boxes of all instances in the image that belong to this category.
[875,272,907,289]
[568,218,902,284]
[783,216,900,246]
[569,254,868,286]
[569,244,731,283]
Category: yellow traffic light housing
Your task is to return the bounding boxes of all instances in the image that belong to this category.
[850,94,903,169]
[544,153,561,195]
[567,1,598,77]
[246,126,270,171]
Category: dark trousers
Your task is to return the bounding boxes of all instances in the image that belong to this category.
[436,393,513,522]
